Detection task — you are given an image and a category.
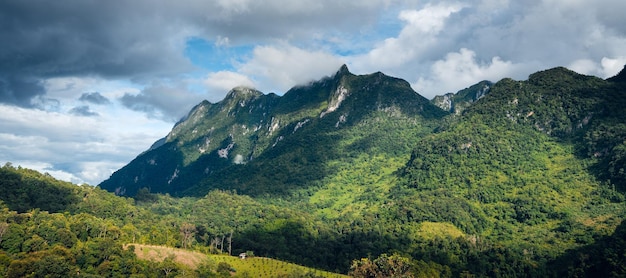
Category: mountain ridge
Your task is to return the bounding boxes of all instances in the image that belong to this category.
[3,64,626,277]
[99,65,448,196]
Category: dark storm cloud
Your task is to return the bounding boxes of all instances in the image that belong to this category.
[0,76,46,107]
[69,105,98,117]
[0,1,194,78]
[0,0,386,110]
[0,0,193,108]
[79,92,110,105]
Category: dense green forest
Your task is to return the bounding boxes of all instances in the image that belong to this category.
[1,162,625,277]
[0,164,341,277]
[2,66,626,277]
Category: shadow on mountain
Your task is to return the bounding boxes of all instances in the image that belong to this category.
[186,120,341,197]
[99,141,187,196]
[548,220,626,277]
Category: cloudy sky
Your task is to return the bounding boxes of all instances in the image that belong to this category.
[1,0,625,185]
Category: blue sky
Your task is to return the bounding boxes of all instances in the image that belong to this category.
[1,0,626,185]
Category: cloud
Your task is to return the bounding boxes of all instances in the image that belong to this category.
[239,44,345,93]
[0,1,194,77]
[69,105,98,117]
[0,103,171,185]
[350,3,465,71]
[568,57,626,78]
[204,71,255,99]
[414,48,531,97]
[600,57,626,78]
[569,59,599,76]
[189,0,387,41]
[119,82,206,122]
[0,76,46,107]
[30,96,61,112]
[0,0,390,106]
[79,92,111,105]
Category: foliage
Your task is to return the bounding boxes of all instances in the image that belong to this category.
[549,220,626,277]
[350,253,451,278]
[0,163,79,213]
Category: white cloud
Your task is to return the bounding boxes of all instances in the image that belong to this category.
[600,57,626,78]
[239,44,345,93]
[569,57,626,78]
[569,59,599,76]
[204,71,255,96]
[0,103,171,185]
[413,48,528,97]
[215,36,230,47]
[398,4,464,34]
[351,3,465,71]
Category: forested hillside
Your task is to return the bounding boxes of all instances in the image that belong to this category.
[100,65,447,197]
[1,65,626,277]
[0,164,345,277]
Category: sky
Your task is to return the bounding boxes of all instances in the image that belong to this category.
[1,0,626,185]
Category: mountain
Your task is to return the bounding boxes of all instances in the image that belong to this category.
[398,66,626,238]
[89,64,626,276]
[431,80,493,115]
[465,67,626,188]
[100,65,448,196]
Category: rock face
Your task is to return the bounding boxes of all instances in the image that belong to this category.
[99,65,448,196]
[431,80,492,115]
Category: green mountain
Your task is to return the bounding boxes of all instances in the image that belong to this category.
[393,66,626,275]
[8,64,622,277]
[100,65,448,197]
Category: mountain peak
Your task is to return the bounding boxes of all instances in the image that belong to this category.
[528,66,576,82]
[225,86,263,100]
[334,64,352,78]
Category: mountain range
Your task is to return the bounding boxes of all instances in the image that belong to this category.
[2,64,624,277]
[96,64,626,275]
[101,64,626,199]
[100,65,447,197]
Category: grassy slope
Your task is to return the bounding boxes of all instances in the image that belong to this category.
[128,244,348,278]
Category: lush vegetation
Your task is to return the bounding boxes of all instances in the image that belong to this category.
[0,164,350,277]
[2,65,626,277]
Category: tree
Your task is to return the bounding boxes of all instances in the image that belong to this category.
[0,222,8,245]
[216,262,232,277]
[350,254,413,278]
[160,255,178,277]
[180,223,196,249]
[227,230,233,255]
[121,224,139,243]
[7,246,77,278]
